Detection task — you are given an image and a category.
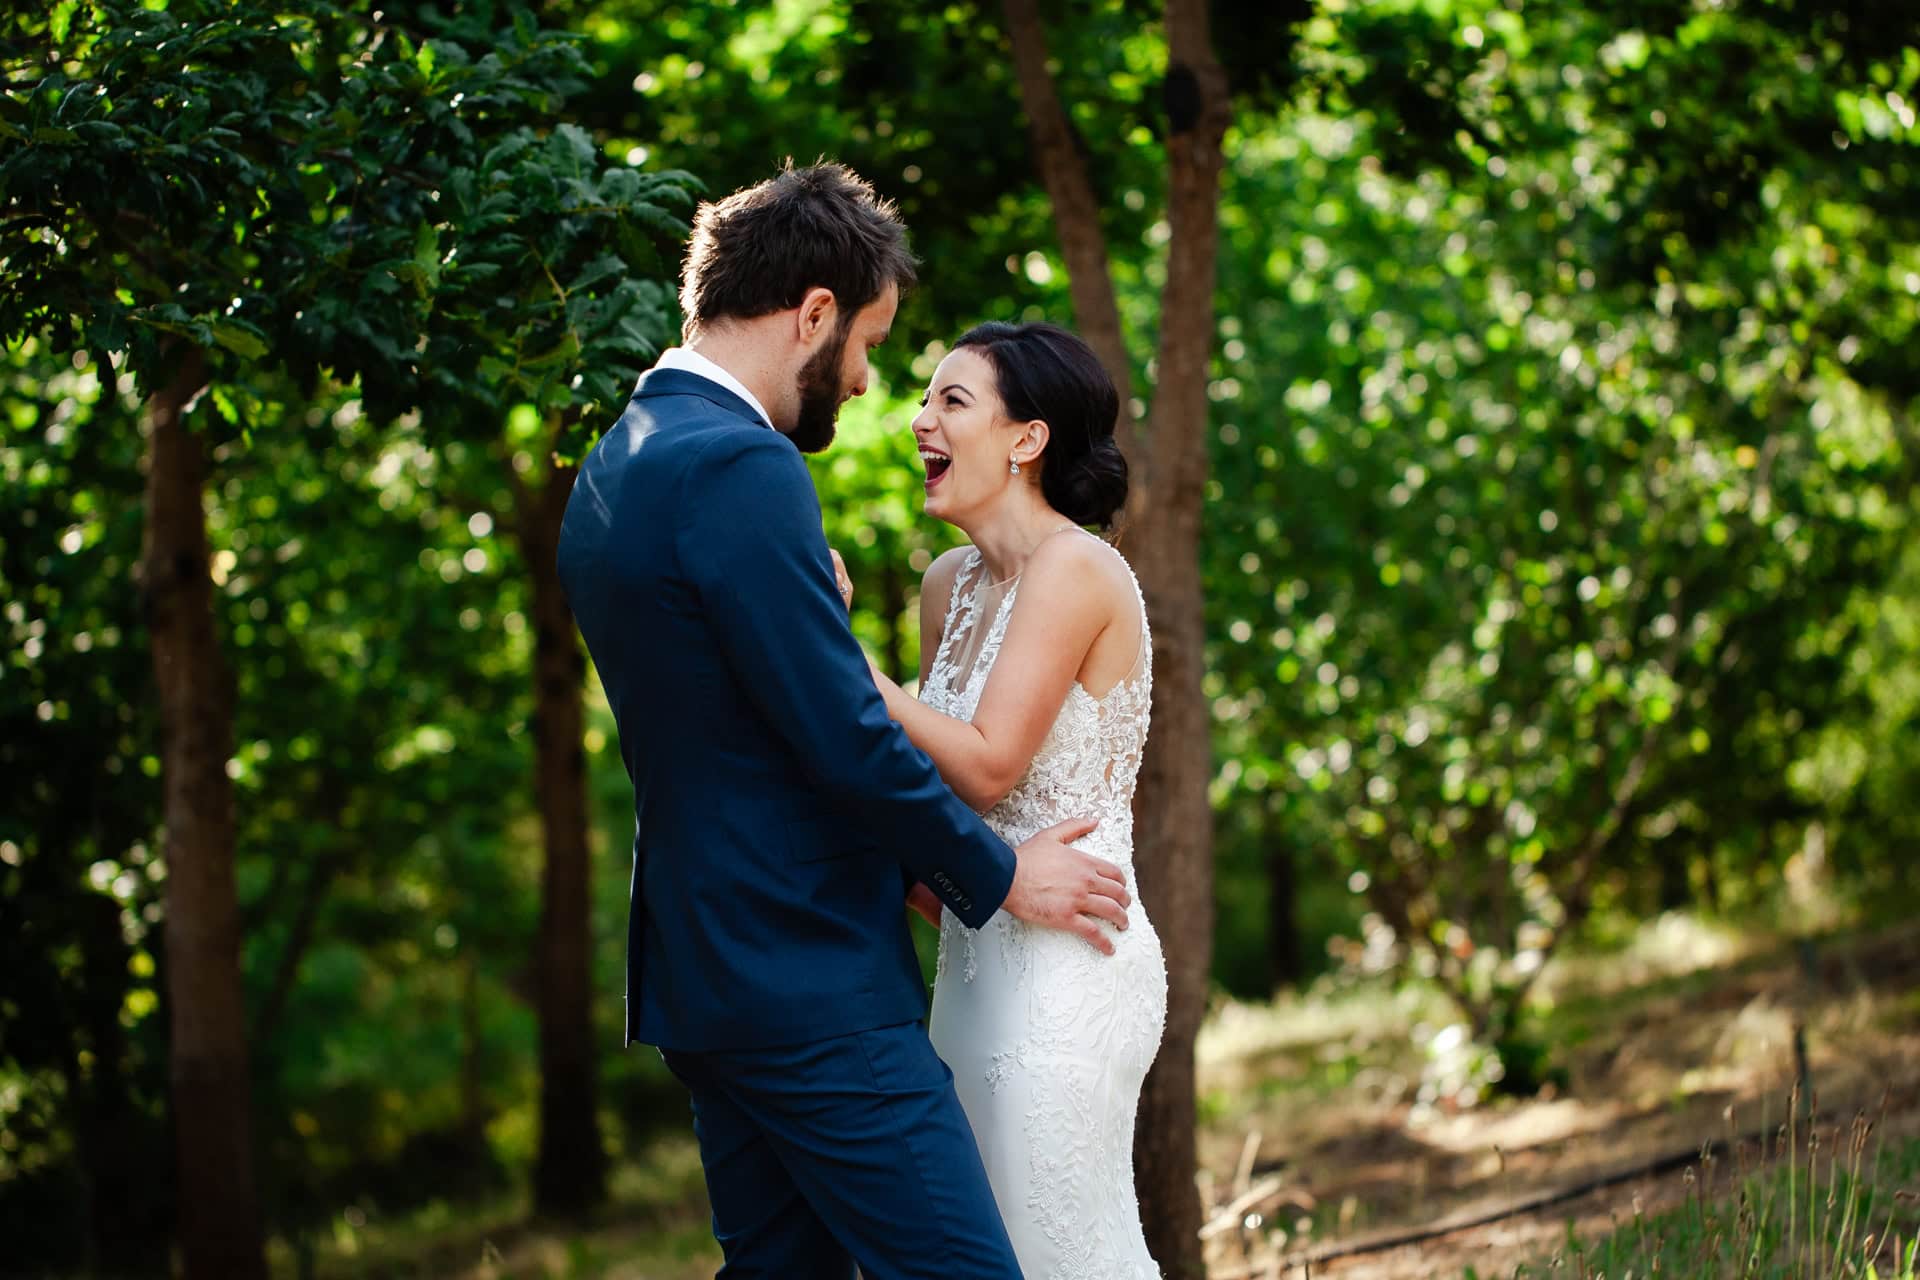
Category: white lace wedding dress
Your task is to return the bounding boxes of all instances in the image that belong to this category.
[922,542,1167,1279]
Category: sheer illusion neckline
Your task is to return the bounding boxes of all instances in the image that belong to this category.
[972,524,1090,589]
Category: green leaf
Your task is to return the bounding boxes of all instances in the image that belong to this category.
[49,0,78,44]
[210,321,268,361]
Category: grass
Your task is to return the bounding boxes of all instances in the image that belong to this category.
[1197,911,1920,1278]
[266,1135,719,1279]
[1486,1112,1920,1279]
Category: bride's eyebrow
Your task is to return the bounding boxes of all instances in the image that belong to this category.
[937,384,972,400]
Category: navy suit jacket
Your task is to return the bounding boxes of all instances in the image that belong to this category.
[557,367,1018,1052]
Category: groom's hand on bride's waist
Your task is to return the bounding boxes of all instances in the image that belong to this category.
[1002,818,1130,956]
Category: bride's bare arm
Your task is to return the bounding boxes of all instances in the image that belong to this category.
[869,534,1131,811]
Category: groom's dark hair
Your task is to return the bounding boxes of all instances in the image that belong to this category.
[679,160,917,340]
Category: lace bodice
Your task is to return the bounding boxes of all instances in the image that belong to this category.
[920,544,1153,857]
[919,536,1167,1279]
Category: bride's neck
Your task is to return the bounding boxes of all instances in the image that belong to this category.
[963,489,1075,585]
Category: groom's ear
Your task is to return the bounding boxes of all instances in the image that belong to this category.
[795,287,838,345]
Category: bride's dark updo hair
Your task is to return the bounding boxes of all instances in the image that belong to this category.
[954,321,1129,531]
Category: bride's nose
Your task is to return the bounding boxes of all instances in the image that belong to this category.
[911,404,936,434]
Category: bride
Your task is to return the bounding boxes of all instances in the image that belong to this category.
[845,321,1166,1277]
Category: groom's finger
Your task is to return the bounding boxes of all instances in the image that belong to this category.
[1041,817,1099,844]
[1070,916,1119,956]
[1080,894,1130,930]
[1085,860,1131,906]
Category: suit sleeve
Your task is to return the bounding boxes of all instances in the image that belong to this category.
[676,430,1016,927]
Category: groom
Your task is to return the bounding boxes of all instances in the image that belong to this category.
[557,162,1133,1277]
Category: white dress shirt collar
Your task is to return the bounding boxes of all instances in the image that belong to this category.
[652,347,774,430]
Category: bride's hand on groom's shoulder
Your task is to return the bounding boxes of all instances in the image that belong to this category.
[1003,818,1131,956]
[905,883,943,928]
[829,548,853,610]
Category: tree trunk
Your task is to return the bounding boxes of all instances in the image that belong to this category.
[1657,847,1690,912]
[1126,5,1231,1275]
[461,952,486,1153]
[518,457,606,1217]
[140,345,267,1280]
[1267,835,1302,991]
[1127,544,1213,1277]
[74,892,168,1275]
[1002,1,1230,1273]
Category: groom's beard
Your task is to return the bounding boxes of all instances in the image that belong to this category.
[789,323,852,455]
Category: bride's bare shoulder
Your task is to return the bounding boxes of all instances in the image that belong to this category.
[1024,531,1137,616]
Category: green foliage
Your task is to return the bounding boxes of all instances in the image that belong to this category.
[216,405,538,1223]
[0,342,171,1258]
[0,0,695,424]
[312,15,697,441]
[558,0,1166,377]
[1200,1,1920,1057]
[1,2,326,384]
[1,0,694,1262]
[425,122,693,450]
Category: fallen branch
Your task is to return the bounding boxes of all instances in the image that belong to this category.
[1233,1131,1262,1196]
[1200,1175,1297,1241]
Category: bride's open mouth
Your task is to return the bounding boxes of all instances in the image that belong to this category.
[920,448,952,488]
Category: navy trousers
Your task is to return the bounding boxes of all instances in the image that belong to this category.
[661,1022,1024,1278]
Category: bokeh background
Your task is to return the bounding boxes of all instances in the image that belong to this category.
[4,1,1918,1277]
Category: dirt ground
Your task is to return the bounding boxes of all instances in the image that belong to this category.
[1195,920,1920,1279]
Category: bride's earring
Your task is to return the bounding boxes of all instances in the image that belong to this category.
[1009,458,1021,475]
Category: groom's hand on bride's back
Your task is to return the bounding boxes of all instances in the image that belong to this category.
[1003,818,1130,956]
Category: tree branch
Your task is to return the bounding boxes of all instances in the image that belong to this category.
[252,846,342,1048]
[998,0,1142,472]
